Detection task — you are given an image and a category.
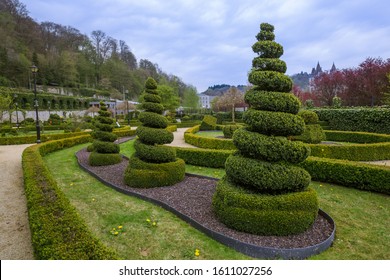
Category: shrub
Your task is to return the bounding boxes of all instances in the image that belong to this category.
[292,124,326,144]
[298,110,319,124]
[222,124,242,139]
[248,71,292,92]
[225,153,311,194]
[212,178,318,236]
[199,115,217,131]
[324,130,390,143]
[142,102,165,114]
[184,126,236,150]
[175,147,232,168]
[312,108,390,134]
[233,128,310,163]
[134,139,176,163]
[124,156,185,188]
[22,138,117,259]
[299,157,390,195]
[91,131,118,142]
[138,112,168,128]
[89,152,122,166]
[136,126,174,145]
[93,140,120,154]
[243,109,305,136]
[244,89,300,114]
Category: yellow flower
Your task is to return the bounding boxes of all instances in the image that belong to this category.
[195,249,200,257]
[152,222,157,226]
[70,183,74,186]
[146,218,151,223]
[118,225,123,229]
[114,231,119,235]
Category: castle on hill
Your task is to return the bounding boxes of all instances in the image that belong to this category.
[291,62,337,91]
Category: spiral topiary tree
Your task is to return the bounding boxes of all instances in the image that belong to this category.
[89,101,122,166]
[212,23,319,236]
[124,77,185,188]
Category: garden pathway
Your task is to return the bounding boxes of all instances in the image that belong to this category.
[166,127,197,148]
[0,144,34,260]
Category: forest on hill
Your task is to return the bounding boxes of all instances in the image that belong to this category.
[0,0,198,106]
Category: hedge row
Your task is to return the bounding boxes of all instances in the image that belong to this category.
[299,157,390,195]
[324,130,390,143]
[200,115,217,131]
[184,125,236,150]
[312,108,390,134]
[173,144,390,195]
[309,142,390,161]
[22,136,117,259]
[0,131,90,145]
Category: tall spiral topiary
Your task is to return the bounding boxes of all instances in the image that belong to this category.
[212,23,319,236]
[89,101,122,166]
[124,77,185,188]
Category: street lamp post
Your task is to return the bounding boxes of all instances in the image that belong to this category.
[13,94,19,128]
[31,65,41,143]
[48,101,51,121]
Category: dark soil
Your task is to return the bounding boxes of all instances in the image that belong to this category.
[76,148,334,250]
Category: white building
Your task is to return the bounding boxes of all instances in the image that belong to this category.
[198,94,216,109]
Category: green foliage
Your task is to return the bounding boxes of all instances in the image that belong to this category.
[233,128,310,163]
[136,125,174,145]
[312,108,390,134]
[88,152,122,166]
[93,140,120,154]
[252,57,287,72]
[0,131,90,145]
[143,93,162,103]
[124,155,185,188]
[212,177,318,236]
[244,88,301,114]
[298,110,319,124]
[299,157,390,195]
[248,71,293,92]
[176,147,232,168]
[293,124,326,144]
[225,154,311,194]
[22,139,117,259]
[222,124,242,139]
[134,139,176,163]
[145,77,158,90]
[199,115,217,131]
[252,41,284,58]
[91,131,118,142]
[184,125,236,150]
[324,130,390,143]
[243,109,305,136]
[158,84,180,111]
[138,111,168,128]
[309,141,390,161]
[142,101,165,114]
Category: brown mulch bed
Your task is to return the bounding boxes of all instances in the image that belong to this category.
[76,148,334,250]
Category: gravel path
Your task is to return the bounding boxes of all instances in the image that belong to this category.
[166,127,197,148]
[0,144,34,260]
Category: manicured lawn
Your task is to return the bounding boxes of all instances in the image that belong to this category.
[43,142,390,260]
[195,130,224,138]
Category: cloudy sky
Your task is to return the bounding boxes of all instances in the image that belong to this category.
[25,0,390,92]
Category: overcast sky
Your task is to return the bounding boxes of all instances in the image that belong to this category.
[25,0,390,92]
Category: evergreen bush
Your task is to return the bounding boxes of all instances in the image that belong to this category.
[199,115,217,130]
[222,124,242,139]
[291,110,325,144]
[212,23,318,236]
[124,77,185,188]
[89,102,121,166]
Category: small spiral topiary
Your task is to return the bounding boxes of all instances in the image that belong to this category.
[212,23,319,236]
[89,102,121,166]
[124,77,185,188]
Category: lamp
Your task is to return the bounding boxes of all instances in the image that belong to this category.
[31,65,41,143]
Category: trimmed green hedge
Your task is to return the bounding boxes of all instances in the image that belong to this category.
[138,112,168,129]
[200,115,217,131]
[299,157,390,195]
[89,151,122,166]
[22,136,117,259]
[244,89,300,114]
[222,124,242,139]
[124,155,185,188]
[225,154,311,194]
[248,71,292,92]
[243,109,305,136]
[312,108,390,134]
[212,177,318,236]
[134,139,176,163]
[93,140,120,154]
[324,130,390,143]
[142,102,164,114]
[0,131,90,145]
[136,126,174,145]
[233,128,310,163]
[309,142,390,161]
[293,124,325,144]
[176,147,232,168]
[184,125,236,150]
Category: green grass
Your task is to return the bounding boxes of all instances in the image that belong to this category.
[195,130,224,138]
[43,141,390,260]
[44,143,249,260]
